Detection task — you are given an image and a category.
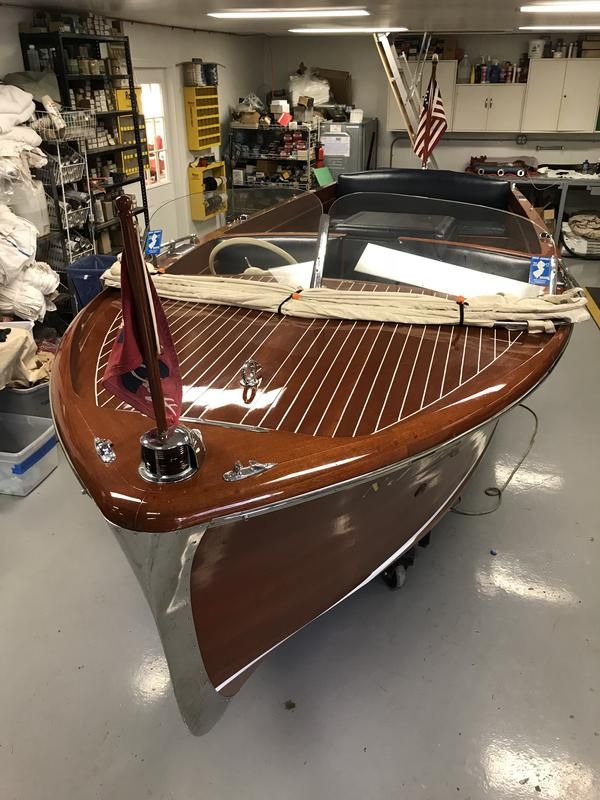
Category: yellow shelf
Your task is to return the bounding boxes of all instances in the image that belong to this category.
[188,161,226,220]
[184,86,221,150]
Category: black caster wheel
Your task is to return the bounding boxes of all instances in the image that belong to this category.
[418,532,431,548]
[381,563,407,590]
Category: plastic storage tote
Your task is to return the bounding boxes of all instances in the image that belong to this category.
[67,253,115,309]
[0,412,58,496]
[0,383,51,418]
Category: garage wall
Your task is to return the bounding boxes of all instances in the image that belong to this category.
[0,6,30,76]
[264,35,390,165]
[0,8,265,240]
[265,34,600,172]
[124,22,265,238]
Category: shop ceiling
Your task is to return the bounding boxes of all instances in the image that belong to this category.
[6,0,600,34]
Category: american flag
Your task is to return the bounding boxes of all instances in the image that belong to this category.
[413,73,447,166]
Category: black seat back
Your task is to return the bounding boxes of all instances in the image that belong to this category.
[336,168,512,211]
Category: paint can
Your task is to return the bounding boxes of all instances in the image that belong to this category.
[182,60,206,86]
[202,62,219,85]
[528,39,545,59]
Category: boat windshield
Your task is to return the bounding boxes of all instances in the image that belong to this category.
[328,191,547,257]
[142,187,323,275]
[323,191,550,291]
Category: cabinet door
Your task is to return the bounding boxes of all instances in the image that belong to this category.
[486,85,526,131]
[386,60,457,131]
[521,60,565,132]
[453,85,489,131]
[386,85,408,131]
[558,59,600,131]
[421,60,458,130]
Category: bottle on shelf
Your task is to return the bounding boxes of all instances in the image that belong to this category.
[457,54,471,84]
[26,45,40,71]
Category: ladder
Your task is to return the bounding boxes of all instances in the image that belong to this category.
[373,32,439,169]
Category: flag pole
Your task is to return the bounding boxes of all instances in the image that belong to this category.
[116,195,169,437]
[422,53,438,170]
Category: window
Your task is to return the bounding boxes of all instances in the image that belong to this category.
[140,82,169,187]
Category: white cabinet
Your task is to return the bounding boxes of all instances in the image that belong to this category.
[521,60,564,131]
[558,60,600,131]
[487,85,527,131]
[386,60,457,132]
[421,60,457,130]
[453,85,526,132]
[453,85,488,131]
[522,59,600,132]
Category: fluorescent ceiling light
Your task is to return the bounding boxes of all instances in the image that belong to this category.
[520,1,600,11]
[519,23,600,27]
[289,26,408,33]
[208,8,370,19]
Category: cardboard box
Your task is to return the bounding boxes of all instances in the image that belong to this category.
[256,159,277,175]
[239,110,261,125]
[313,67,351,105]
[297,95,314,109]
[270,100,289,114]
[535,206,555,233]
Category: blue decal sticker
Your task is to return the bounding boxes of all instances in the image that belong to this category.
[145,229,163,256]
[529,256,552,286]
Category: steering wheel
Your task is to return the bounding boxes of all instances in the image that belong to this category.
[208,237,298,275]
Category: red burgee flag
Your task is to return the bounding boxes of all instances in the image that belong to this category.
[413,73,448,166]
[102,251,182,426]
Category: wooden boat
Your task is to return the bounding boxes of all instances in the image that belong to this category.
[51,169,576,733]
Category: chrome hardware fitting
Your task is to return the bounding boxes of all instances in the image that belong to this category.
[223,459,277,482]
[139,426,204,484]
[240,358,262,388]
[94,437,116,463]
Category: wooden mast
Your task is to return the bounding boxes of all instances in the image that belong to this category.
[116,194,169,435]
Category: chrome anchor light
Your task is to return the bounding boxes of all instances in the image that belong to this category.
[140,426,205,484]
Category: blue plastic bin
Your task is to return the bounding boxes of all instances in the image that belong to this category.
[67,254,115,308]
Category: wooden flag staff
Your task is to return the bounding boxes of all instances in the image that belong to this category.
[422,54,438,169]
[116,195,169,436]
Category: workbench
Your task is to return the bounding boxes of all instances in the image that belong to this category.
[510,175,600,244]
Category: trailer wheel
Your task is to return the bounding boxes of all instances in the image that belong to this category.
[381,563,407,590]
[477,168,485,175]
[516,168,526,177]
[497,168,505,177]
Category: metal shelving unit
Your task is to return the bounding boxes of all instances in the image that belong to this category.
[32,111,95,278]
[19,29,149,231]
[229,123,319,190]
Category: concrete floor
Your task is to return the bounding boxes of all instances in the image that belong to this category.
[1,262,599,800]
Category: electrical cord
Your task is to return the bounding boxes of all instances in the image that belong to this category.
[451,403,539,517]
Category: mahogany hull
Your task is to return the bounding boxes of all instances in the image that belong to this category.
[191,423,494,694]
[111,420,493,733]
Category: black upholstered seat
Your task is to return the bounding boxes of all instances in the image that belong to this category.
[336,168,512,211]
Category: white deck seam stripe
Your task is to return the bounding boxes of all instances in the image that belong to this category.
[180,313,276,417]
[332,323,386,437]
[397,325,427,420]
[373,324,413,433]
[238,319,318,425]
[275,319,345,430]
[256,321,333,428]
